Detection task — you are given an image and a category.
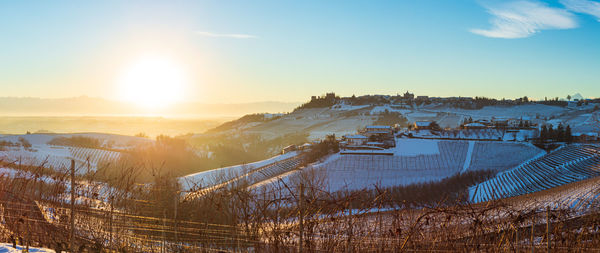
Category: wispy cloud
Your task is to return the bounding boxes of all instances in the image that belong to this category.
[195,31,258,39]
[561,0,600,21]
[471,1,577,38]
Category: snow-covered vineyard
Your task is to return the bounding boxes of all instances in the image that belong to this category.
[0,146,120,173]
[181,153,303,199]
[309,140,541,192]
[470,144,600,203]
[179,151,300,192]
[0,133,146,174]
[505,176,600,212]
[410,128,538,142]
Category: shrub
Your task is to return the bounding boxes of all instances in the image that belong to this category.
[48,136,101,148]
[18,137,32,149]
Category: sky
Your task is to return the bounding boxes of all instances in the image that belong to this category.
[0,0,599,104]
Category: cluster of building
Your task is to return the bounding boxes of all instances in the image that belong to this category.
[462,117,535,129]
[410,117,536,132]
[340,125,396,150]
[282,142,313,154]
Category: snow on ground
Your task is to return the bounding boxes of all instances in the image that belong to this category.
[390,138,440,156]
[0,145,120,173]
[0,133,149,148]
[467,141,544,172]
[506,176,600,212]
[0,243,54,253]
[469,145,600,203]
[369,105,411,115]
[461,141,475,173]
[263,140,468,192]
[244,108,376,141]
[0,134,125,172]
[178,151,299,191]
[410,129,538,142]
[331,104,370,111]
[0,145,72,170]
[567,112,600,134]
[404,112,438,122]
[429,104,566,120]
[263,139,543,193]
[0,166,115,206]
[502,129,538,142]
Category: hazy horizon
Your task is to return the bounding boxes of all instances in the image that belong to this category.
[0,96,300,118]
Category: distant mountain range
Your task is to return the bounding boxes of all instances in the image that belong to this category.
[0,97,300,117]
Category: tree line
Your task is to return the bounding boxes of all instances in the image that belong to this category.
[539,124,573,143]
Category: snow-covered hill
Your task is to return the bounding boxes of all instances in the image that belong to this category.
[0,133,142,173]
[204,101,600,142]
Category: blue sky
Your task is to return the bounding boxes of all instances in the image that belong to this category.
[0,0,599,103]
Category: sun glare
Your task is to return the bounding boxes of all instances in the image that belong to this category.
[117,56,187,108]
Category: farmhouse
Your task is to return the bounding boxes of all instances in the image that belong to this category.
[366,141,385,148]
[298,143,313,151]
[508,116,533,128]
[282,144,297,154]
[414,121,432,130]
[363,125,393,135]
[573,132,599,143]
[492,117,510,127]
[463,122,487,129]
[344,134,368,146]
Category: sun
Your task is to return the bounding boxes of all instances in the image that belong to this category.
[117,56,188,108]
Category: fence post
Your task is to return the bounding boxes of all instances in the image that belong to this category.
[70,159,75,253]
[109,196,114,251]
[378,198,383,253]
[515,225,519,251]
[299,183,304,253]
[531,216,534,253]
[347,204,353,253]
[162,209,166,253]
[546,206,551,253]
[174,197,179,244]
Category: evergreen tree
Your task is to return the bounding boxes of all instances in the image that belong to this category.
[429,121,441,131]
[566,125,573,143]
[540,125,548,142]
[548,124,555,141]
[557,124,565,142]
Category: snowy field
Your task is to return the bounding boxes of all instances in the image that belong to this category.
[179,151,299,191]
[410,129,539,142]
[427,104,566,120]
[0,133,149,148]
[0,133,128,173]
[0,243,54,253]
[468,142,545,171]
[504,176,600,212]
[470,145,600,203]
[209,100,600,144]
[391,139,440,156]
[369,105,411,115]
[0,145,121,173]
[264,139,543,193]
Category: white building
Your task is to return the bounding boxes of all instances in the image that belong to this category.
[344,134,368,146]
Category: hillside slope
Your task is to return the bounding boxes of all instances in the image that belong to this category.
[203,99,598,143]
